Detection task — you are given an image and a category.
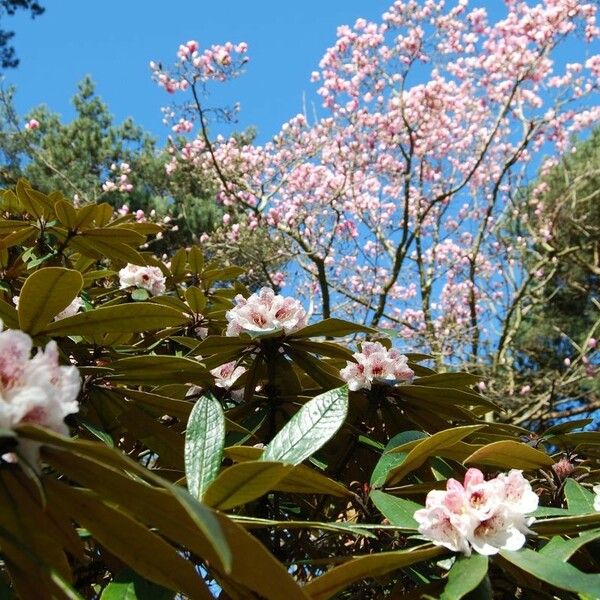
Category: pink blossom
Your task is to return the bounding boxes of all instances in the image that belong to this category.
[0,324,80,463]
[339,341,414,391]
[414,468,538,556]
[24,118,40,130]
[588,338,597,349]
[118,264,166,296]
[211,361,246,388]
[225,287,308,336]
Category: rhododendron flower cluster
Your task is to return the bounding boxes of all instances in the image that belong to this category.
[118,264,166,296]
[24,118,40,130]
[102,162,133,193]
[0,324,80,460]
[225,287,308,336]
[414,468,539,556]
[211,361,246,389]
[340,341,414,391]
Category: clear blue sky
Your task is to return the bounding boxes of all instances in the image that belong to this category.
[3,1,588,144]
[5,0,402,144]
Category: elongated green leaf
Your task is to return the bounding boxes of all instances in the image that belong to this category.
[203,461,293,510]
[45,480,213,599]
[185,394,225,500]
[385,425,483,485]
[539,529,600,562]
[262,386,348,465]
[224,446,349,496]
[101,569,174,600]
[304,545,447,600]
[370,490,420,530]
[463,441,554,470]
[110,355,212,386]
[37,446,232,572]
[288,318,376,339]
[440,555,488,600]
[370,431,428,487]
[18,267,83,334]
[42,303,188,336]
[563,479,596,515]
[499,548,600,597]
[0,298,19,328]
[542,419,593,437]
[532,512,600,535]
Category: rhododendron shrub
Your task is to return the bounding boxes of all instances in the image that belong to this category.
[156,0,600,427]
[0,181,598,598]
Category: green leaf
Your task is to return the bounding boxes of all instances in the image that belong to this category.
[185,394,225,500]
[384,425,484,485]
[110,355,212,386]
[532,512,600,535]
[131,288,150,302]
[370,431,428,487]
[224,447,350,497]
[563,479,596,515]
[303,545,447,600]
[18,267,83,334]
[369,490,420,530]
[463,441,554,470]
[288,318,376,339]
[440,555,488,600]
[262,386,348,465]
[203,461,293,510]
[499,548,600,597]
[539,529,600,562]
[41,303,188,336]
[101,569,174,600]
[542,419,593,437]
[45,480,213,599]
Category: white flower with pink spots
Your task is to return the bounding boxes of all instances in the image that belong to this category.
[210,361,246,389]
[118,263,166,296]
[339,341,414,391]
[0,324,80,462]
[225,287,308,336]
[414,468,538,556]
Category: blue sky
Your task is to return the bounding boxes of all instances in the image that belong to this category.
[5,0,399,144]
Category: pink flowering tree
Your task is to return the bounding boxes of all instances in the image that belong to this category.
[155,0,600,425]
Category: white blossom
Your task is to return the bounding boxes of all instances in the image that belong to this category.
[118,263,166,296]
[339,341,414,391]
[225,287,307,336]
[594,484,600,512]
[414,468,538,556]
[0,324,80,464]
[211,361,246,388]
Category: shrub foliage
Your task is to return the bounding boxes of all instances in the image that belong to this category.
[0,181,599,598]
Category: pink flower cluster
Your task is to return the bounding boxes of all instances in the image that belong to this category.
[225,287,308,336]
[118,264,166,296]
[102,162,133,193]
[210,361,246,388]
[160,1,600,365]
[150,39,248,93]
[24,118,40,131]
[0,324,80,461]
[339,341,414,391]
[414,468,539,556]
